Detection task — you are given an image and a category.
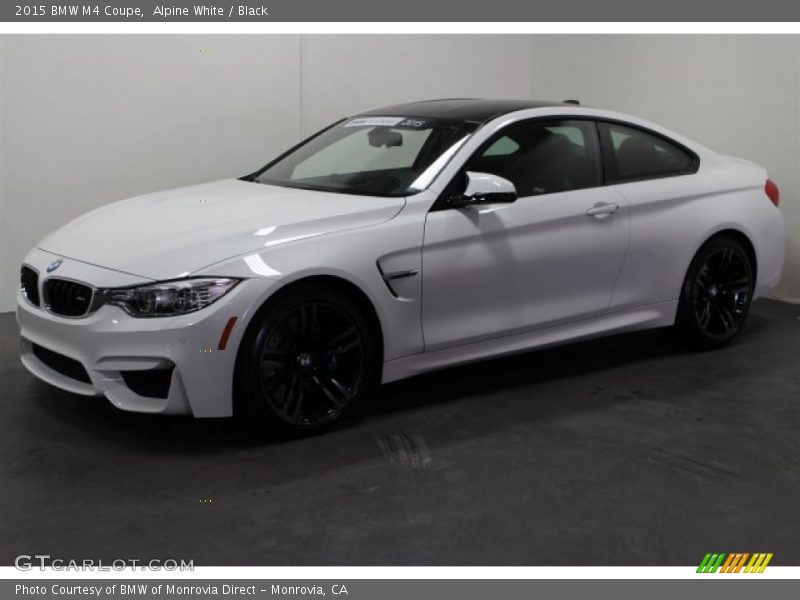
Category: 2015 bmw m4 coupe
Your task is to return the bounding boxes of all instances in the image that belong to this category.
[18,99,785,434]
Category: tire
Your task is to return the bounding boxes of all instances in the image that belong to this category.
[234,283,378,437]
[673,235,755,350]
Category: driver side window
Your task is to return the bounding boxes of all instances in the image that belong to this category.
[463,119,603,198]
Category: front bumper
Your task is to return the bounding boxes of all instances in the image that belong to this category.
[17,248,276,417]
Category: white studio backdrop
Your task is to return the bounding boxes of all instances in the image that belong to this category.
[0,34,797,312]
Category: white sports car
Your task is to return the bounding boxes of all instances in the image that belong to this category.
[17,99,785,434]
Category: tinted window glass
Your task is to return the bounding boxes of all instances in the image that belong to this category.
[293,127,432,179]
[483,136,519,156]
[255,117,476,197]
[601,122,695,182]
[464,119,602,197]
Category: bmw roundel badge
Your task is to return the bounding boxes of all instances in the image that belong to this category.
[46,259,63,273]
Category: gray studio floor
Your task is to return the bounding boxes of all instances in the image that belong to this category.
[1,299,799,566]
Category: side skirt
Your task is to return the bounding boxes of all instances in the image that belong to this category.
[381,300,678,384]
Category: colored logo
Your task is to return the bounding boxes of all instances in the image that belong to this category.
[697,553,773,573]
[46,259,63,273]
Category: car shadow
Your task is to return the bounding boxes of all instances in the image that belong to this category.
[25,306,772,454]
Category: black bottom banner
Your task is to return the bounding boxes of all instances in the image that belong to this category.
[5,579,799,600]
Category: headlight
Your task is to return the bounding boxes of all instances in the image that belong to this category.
[106,278,239,317]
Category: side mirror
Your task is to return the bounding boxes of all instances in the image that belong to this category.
[452,171,517,207]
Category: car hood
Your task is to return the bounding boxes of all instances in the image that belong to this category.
[38,179,405,280]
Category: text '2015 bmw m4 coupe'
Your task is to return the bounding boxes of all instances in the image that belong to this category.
[18,99,785,435]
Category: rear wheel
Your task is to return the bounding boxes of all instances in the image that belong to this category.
[235,284,378,436]
[673,235,754,349]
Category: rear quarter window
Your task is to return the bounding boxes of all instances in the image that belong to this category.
[599,121,697,183]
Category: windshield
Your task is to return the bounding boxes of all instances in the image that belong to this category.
[253,116,477,197]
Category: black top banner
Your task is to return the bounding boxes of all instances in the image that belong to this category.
[3,0,800,22]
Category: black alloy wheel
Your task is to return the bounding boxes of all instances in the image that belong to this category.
[236,284,377,435]
[674,235,754,349]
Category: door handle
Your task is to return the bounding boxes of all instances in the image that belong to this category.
[586,202,620,217]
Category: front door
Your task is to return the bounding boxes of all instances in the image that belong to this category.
[421,118,630,350]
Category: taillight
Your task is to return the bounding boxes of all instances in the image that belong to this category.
[765,179,780,207]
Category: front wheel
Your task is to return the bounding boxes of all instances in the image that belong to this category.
[673,235,755,349]
[235,284,378,436]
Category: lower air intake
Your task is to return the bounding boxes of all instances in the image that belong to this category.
[32,344,91,384]
[121,367,175,399]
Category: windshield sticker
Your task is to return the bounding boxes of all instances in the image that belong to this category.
[345,117,406,128]
[396,118,429,129]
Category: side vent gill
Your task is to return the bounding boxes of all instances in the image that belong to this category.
[376,262,419,299]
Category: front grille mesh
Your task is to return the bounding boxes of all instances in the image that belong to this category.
[44,278,94,317]
[20,266,40,306]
